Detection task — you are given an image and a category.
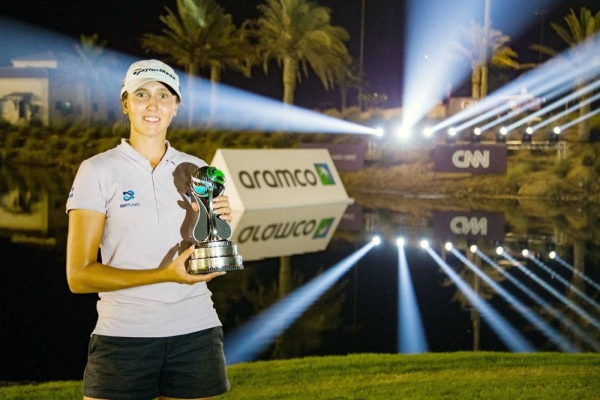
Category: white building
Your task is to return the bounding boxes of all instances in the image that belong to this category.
[0,51,116,126]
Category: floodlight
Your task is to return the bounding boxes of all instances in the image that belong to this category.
[522,127,533,143]
[470,127,482,143]
[496,126,508,143]
[446,127,457,144]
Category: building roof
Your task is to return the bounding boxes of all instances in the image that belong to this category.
[12,52,58,69]
[0,67,49,79]
[12,51,57,62]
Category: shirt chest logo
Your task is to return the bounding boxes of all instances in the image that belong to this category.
[123,190,135,201]
[120,189,141,208]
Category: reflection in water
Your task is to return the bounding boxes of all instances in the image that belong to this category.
[224,243,374,365]
[452,248,578,353]
[1,165,600,381]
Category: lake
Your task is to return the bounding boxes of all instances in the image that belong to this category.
[1,164,599,382]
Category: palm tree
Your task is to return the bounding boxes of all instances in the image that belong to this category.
[531,7,600,142]
[141,0,253,125]
[61,34,115,122]
[253,0,351,105]
[336,59,371,112]
[453,21,520,99]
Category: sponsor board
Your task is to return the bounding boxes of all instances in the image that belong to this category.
[434,144,507,174]
[433,210,505,241]
[211,149,353,210]
[229,203,348,261]
[300,143,365,171]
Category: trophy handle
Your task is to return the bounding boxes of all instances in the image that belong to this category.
[190,184,233,242]
[191,190,209,242]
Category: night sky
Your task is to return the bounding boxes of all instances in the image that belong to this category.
[0,0,597,108]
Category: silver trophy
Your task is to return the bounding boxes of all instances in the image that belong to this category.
[188,166,244,274]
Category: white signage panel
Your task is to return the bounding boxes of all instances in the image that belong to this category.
[211,149,353,211]
[230,203,348,261]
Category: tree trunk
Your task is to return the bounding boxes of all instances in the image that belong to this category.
[577,101,591,142]
[210,65,222,118]
[279,255,293,298]
[471,65,481,100]
[186,64,200,127]
[340,86,347,112]
[282,57,298,105]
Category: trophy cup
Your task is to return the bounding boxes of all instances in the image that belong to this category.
[188,166,244,274]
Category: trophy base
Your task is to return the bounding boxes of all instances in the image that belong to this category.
[188,240,244,274]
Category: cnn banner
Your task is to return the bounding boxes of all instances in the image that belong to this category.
[434,144,507,174]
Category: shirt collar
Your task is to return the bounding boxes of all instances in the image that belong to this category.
[117,139,178,166]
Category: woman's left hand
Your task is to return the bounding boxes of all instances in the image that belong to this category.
[190,195,233,221]
[212,195,232,221]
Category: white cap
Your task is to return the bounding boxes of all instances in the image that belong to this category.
[121,59,182,100]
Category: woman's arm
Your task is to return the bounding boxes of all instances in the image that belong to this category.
[66,209,225,294]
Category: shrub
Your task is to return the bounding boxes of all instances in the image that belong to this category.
[553,158,571,178]
[582,153,595,167]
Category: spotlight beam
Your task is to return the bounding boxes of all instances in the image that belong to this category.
[558,107,600,132]
[531,92,600,132]
[452,250,578,352]
[554,255,600,293]
[224,242,375,365]
[425,247,535,352]
[501,253,600,331]
[398,245,428,353]
[478,251,600,352]
[476,81,574,133]
[506,79,600,133]
[527,255,600,313]
[432,48,600,134]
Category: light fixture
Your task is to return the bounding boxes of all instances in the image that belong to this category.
[496,126,508,143]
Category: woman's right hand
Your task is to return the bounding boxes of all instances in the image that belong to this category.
[164,245,227,284]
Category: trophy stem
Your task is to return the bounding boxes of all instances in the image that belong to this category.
[207,189,217,241]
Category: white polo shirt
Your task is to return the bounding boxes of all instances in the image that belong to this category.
[67,139,221,337]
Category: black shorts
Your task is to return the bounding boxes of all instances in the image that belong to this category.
[83,327,230,400]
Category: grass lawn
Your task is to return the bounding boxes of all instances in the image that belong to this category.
[1,352,599,399]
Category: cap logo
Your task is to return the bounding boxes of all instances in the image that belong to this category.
[132,67,177,81]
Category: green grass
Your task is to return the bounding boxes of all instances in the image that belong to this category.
[2,352,600,399]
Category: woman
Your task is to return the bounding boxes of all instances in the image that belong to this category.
[66,59,230,400]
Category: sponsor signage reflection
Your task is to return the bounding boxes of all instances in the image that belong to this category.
[229,203,348,261]
[433,210,505,241]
